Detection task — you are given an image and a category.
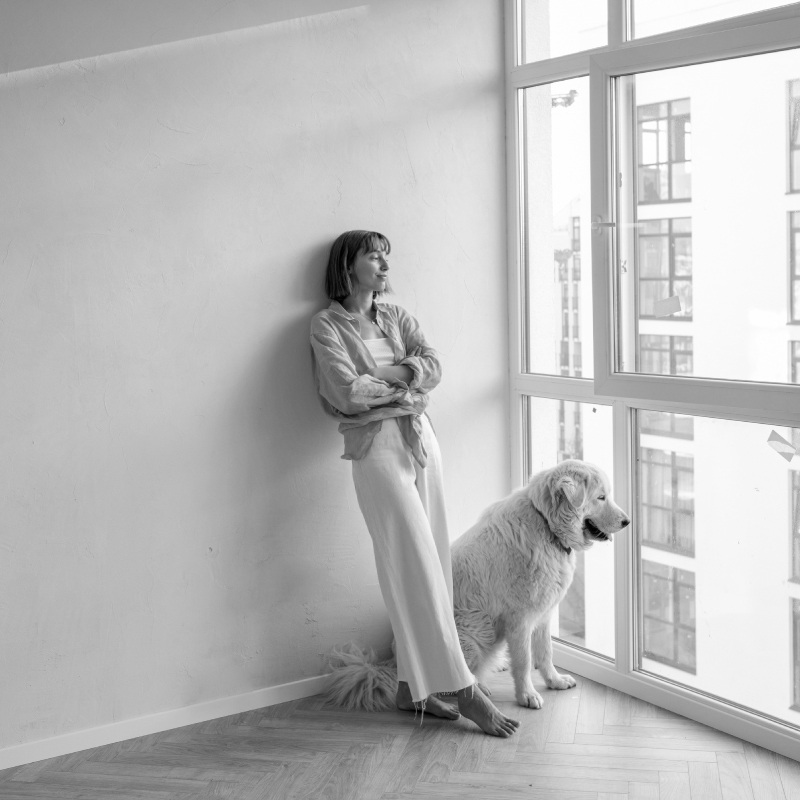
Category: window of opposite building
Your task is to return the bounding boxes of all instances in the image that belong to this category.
[640,410,694,439]
[638,218,693,319]
[641,447,695,556]
[790,80,800,193]
[638,99,692,203]
[639,334,693,376]
[792,341,800,382]
[794,599,800,710]
[556,217,583,378]
[642,561,697,673]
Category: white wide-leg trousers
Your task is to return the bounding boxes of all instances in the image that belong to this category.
[352,415,475,703]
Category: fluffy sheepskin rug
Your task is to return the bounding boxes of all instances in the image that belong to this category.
[323,643,398,712]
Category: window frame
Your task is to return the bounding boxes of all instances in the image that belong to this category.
[792,470,800,583]
[505,0,800,763]
[588,16,800,416]
[791,210,800,323]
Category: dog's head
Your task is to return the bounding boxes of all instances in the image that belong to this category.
[527,459,630,552]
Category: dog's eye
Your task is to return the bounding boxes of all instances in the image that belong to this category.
[598,495,606,501]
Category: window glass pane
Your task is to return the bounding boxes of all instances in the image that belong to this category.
[522,77,593,377]
[793,600,800,707]
[792,150,800,192]
[793,341,800,383]
[631,0,796,39]
[790,80,800,193]
[636,411,800,726]
[640,409,694,439]
[526,397,615,659]
[521,0,606,64]
[616,50,800,384]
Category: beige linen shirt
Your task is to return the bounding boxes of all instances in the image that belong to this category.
[310,300,442,466]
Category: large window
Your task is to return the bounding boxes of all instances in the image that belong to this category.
[637,100,692,203]
[509,0,800,758]
[526,397,615,659]
[632,1,799,39]
[642,561,696,673]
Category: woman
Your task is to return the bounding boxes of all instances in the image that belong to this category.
[310,230,519,737]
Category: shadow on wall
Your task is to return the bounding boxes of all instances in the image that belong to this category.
[0,0,373,74]
[208,238,353,678]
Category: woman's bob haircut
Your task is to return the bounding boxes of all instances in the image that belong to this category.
[325,230,391,301]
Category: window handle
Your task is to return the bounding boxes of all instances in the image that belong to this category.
[592,217,616,235]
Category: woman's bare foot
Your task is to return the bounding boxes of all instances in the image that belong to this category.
[396,681,460,720]
[457,684,520,737]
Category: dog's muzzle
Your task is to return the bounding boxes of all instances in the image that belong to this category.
[583,518,610,541]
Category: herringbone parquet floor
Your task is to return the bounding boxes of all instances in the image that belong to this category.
[1,668,799,799]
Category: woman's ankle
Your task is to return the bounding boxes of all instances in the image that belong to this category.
[456,683,478,700]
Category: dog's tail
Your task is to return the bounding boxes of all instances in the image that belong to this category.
[323,643,398,711]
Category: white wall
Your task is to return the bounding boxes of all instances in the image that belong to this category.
[0,0,509,749]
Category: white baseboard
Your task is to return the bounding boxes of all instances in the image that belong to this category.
[0,673,331,772]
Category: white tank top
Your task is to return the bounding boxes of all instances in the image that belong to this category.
[365,337,395,367]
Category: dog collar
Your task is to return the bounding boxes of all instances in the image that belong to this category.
[533,506,572,555]
[549,531,571,555]
[554,539,572,556]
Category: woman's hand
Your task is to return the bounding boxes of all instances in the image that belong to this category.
[367,365,414,385]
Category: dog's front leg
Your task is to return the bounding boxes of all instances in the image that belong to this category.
[533,616,576,691]
[506,618,544,709]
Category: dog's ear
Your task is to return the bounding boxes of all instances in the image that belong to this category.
[528,462,591,538]
[555,473,587,510]
[528,465,584,523]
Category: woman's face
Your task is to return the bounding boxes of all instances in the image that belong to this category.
[349,246,389,295]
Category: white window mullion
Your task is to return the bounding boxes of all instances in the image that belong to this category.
[590,55,616,388]
[609,0,627,47]
[509,54,592,89]
[613,399,635,674]
[514,374,598,401]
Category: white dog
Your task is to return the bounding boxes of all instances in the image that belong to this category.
[324,459,629,711]
[452,459,629,708]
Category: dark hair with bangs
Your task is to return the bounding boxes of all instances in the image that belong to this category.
[325,230,391,301]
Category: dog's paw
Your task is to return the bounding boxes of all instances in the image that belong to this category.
[545,673,577,690]
[516,690,544,709]
[477,681,491,696]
